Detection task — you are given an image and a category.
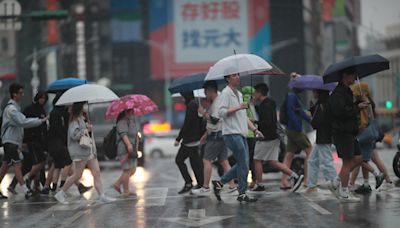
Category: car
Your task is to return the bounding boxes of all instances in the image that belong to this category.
[144,130,179,158]
[89,103,145,166]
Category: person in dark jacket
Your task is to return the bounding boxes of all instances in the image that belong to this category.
[252,83,304,193]
[327,68,369,202]
[306,89,337,194]
[174,91,205,194]
[7,91,48,194]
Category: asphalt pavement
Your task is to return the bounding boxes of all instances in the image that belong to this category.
[0,148,399,228]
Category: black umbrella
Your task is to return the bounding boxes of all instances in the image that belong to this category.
[323,54,389,83]
[168,72,225,94]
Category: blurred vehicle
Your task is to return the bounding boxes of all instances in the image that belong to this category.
[89,103,145,166]
[144,130,179,158]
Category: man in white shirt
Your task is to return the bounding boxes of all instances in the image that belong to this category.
[192,81,236,196]
[211,73,263,203]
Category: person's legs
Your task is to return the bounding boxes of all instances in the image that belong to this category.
[253,159,263,184]
[86,159,103,196]
[0,162,9,184]
[188,146,204,186]
[175,145,192,185]
[202,160,212,188]
[303,146,312,185]
[307,146,320,188]
[121,169,131,194]
[371,150,392,183]
[219,160,235,188]
[350,165,360,186]
[61,161,86,192]
[269,160,293,176]
[280,152,294,187]
[319,145,337,182]
[247,138,256,187]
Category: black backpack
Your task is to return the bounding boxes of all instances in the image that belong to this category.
[103,126,118,159]
[279,95,288,125]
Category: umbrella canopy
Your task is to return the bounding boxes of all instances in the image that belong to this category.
[47,77,88,93]
[205,53,272,81]
[254,61,285,76]
[105,94,158,119]
[172,89,206,98]
[288,75,337,91]
[56,84,119,106]
[168,72,225,94]
[323,54,389,83]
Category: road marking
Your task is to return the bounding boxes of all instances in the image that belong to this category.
[307,202,332,215]
[161,208,234,227]
[60,210,89,228]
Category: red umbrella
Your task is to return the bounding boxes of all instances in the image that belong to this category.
[105,94,158,119]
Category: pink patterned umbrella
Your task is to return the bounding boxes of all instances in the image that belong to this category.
[105,94,158,119]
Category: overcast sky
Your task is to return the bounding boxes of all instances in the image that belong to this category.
[359,0,400,47]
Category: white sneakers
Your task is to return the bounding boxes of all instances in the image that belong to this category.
[54,191,68,204]
[339,191,361,203]
[99,195,116,203]
[191,187,211,196]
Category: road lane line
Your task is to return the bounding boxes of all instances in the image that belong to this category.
[306,202,332,215]
[60,210,89,227]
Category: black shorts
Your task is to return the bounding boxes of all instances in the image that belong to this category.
[27,142,47,164]
[48,143,72,169]
[333,134,361,159]
[2,143,22,166]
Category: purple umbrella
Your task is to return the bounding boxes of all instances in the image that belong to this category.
[288,75,337,91]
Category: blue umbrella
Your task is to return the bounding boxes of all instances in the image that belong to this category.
[289,75,336,91]
[168,72,225,94]
[47,77,88,93]
[323,54,389,83]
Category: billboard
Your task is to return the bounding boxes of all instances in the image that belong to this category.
[149,0,270,80]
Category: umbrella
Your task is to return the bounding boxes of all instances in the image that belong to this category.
[205,53,272,81]
[253,61,285,76]
[168,72,225,94]
[56,84,119,106]
[323,54,389,83]
[172,89,206,98]
[47,77,88,93]
[288,75,337,91]
[105,94,158,119]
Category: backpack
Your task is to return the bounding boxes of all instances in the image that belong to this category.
[279,95,288,125]
[0,103,13,147]
[103,126,118,159]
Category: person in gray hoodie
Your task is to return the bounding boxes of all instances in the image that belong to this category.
[0,83,48,199]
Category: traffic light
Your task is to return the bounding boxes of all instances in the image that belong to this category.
[386,100,393,109]
[30,10,69,20]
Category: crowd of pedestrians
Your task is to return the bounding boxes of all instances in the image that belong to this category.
[0,66,395,205]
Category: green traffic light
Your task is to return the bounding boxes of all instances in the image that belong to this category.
[386,100,393,109]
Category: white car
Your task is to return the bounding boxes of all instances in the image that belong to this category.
[144,130,180,158]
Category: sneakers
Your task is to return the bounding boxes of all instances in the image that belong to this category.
[99,195,116,203]
[290,175,304,193]
[54,191,68,204]
[375,173,385,190]
[0,191,7,199]
[178,184,193,194]
[40,187,51,196]
[78,183,93,195]
[354,185,372,194]
[7,186,17,195]
[328,180,340,198]
[251,184,266,192]
[212,180,223,201]
[191,187,211,196]
[237,193,257,203]
[223,186,238,194]
[378,181,395,192]
[339,192,361,203]
[25,190,33,199]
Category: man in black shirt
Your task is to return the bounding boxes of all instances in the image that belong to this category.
[252,83,303,193]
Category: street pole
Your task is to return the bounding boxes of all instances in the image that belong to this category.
[30,47,39,97]
[162,42,172,124]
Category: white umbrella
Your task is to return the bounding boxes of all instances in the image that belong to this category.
[56,84,119,106]
[172,89,206,98]
[205,53,272,81]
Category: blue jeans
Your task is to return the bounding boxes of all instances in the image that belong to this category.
[307,144,337,188]
[221,134,249,194]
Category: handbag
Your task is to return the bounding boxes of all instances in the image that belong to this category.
[79,130,93,149]
[357,103,382,144]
